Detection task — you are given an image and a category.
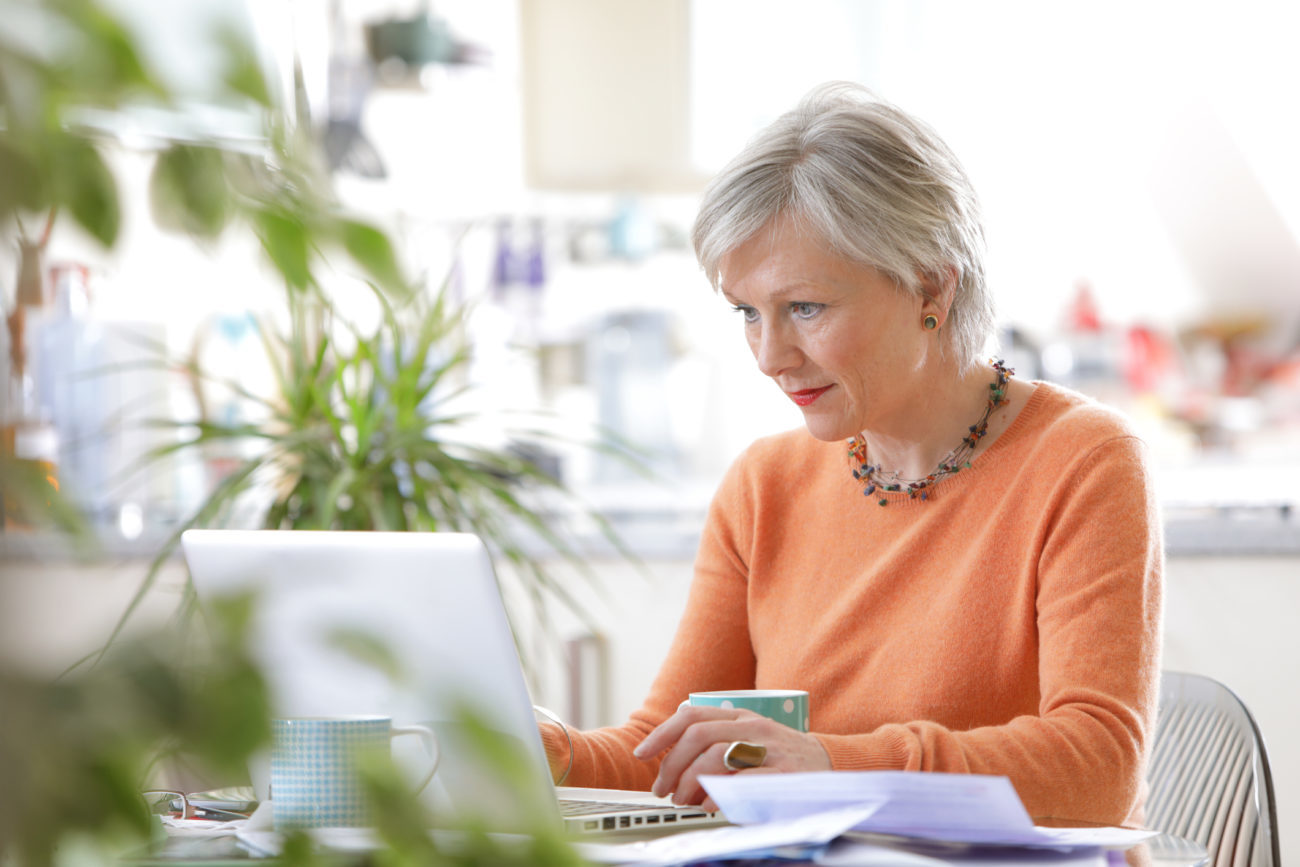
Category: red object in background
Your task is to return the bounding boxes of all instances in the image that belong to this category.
[1124,325,1177,393]
[1065,282,1102,332]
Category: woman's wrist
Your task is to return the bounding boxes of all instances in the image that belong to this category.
[534,707,575,785]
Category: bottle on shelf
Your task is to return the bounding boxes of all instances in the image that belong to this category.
[2,217,62,530]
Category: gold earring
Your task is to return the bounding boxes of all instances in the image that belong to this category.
[923,314,939,331]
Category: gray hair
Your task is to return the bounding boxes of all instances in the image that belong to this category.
[692,82,995,369]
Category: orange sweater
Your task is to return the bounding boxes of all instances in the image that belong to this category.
[550,382,1163,826]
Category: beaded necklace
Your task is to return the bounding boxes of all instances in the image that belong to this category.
[848,359,1013,506]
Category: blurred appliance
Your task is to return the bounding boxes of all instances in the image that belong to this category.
[587,310,679,481]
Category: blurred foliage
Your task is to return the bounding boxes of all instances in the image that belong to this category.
[3,0,639,653]
[0,600,590,866]
[0,0,403,292]
[0,0,158,245]
[0,594,272,867]
[357,704,588,867]
[0,0,401,526]
[0,447,86,535]
[2,0,609,864]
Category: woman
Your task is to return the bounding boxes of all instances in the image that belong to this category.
[542,81,1162,828]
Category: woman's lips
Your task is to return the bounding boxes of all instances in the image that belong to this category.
[788,385,833,407]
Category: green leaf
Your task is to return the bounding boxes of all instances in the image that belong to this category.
[187,657,272,776]
[67,0,167,102]
[53,137,119,246]
[254,207,312,289]
[338,218,405,293]
[0,140,47,218]
[217,26,271,107]
[149,144,231,239]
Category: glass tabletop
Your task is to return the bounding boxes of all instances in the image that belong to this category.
[1030,817,1209,867]
[1144,832,1211,867]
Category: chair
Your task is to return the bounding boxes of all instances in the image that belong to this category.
[1146,670,1281,867]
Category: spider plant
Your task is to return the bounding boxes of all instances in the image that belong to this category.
[109,276,635,679]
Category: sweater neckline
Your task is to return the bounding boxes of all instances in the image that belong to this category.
[848,381,1049,510]
[974,380,1048,467]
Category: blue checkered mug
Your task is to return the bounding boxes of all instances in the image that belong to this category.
[271,716,438,830]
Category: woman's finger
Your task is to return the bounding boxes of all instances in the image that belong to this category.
[650,714,772,799]
[648,715,757,797]
[656,716,832,801]
[667,740,731,805]
[633,704,746,761]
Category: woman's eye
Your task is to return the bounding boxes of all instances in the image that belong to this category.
[731,305,759,323]
[791,302,823,319]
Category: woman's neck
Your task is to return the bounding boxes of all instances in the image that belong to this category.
[856,360,1000,481]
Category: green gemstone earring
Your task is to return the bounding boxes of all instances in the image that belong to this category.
[923,314,939,331]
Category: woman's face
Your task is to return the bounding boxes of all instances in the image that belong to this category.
[718,217,935,442]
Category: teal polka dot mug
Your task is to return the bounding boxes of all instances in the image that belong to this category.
[688,689,810,732]
[271,716,438,830]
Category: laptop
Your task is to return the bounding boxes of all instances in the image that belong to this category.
[181,528,723,836]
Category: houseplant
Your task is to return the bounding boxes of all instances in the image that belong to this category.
[116,260,633,671]
[3,0,633,669]
[0,0,408,522]
[1,1,613,862]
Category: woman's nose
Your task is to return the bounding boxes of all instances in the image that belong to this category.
[752,323,799,378]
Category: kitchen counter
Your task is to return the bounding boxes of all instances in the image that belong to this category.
[4,503,1299,563]
[1162,504,1300,555]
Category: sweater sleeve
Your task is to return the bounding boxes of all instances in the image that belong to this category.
[549,453,760,789]
[815,435,1163,825]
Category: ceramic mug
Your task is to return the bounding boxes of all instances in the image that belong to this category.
[688,689,810,732]
[271,716,438,830]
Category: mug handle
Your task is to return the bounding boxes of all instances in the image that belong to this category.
[391,724,440,793]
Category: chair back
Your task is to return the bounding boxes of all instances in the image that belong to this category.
[1147,670,1281,867]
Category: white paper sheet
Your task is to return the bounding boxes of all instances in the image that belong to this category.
[703,772,1030,839]
[700,771,1157,849]
[1025,826,1159,848]
[575,803,884,866]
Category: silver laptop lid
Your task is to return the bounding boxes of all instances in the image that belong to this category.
[181,529,562,832]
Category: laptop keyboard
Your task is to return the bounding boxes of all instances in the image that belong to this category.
[558,799,674,816]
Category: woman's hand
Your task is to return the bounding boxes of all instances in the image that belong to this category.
[632,705,831,808]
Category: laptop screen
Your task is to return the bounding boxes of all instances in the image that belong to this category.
[182,529,563,832]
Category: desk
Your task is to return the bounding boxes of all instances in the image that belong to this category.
[1146,832,1211,867]
[793,831,1208,867]
[130,824,1210,867]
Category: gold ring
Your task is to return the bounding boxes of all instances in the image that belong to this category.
[722,741,767,771]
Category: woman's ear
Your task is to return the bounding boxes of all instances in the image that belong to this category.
[918,266,958,327]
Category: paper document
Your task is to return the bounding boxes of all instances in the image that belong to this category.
[701,771,1157,849]
[577,803,882,866]
[703,772,1031,841]
[818,837,1110,867]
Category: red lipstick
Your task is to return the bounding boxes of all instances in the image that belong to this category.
[788,386,833,407]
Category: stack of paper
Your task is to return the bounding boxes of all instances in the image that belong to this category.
[704,771,1156,848]
[578,771,1157,866]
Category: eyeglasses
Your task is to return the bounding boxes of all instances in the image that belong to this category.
[142,790,196,820]
[141,790,250,822]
